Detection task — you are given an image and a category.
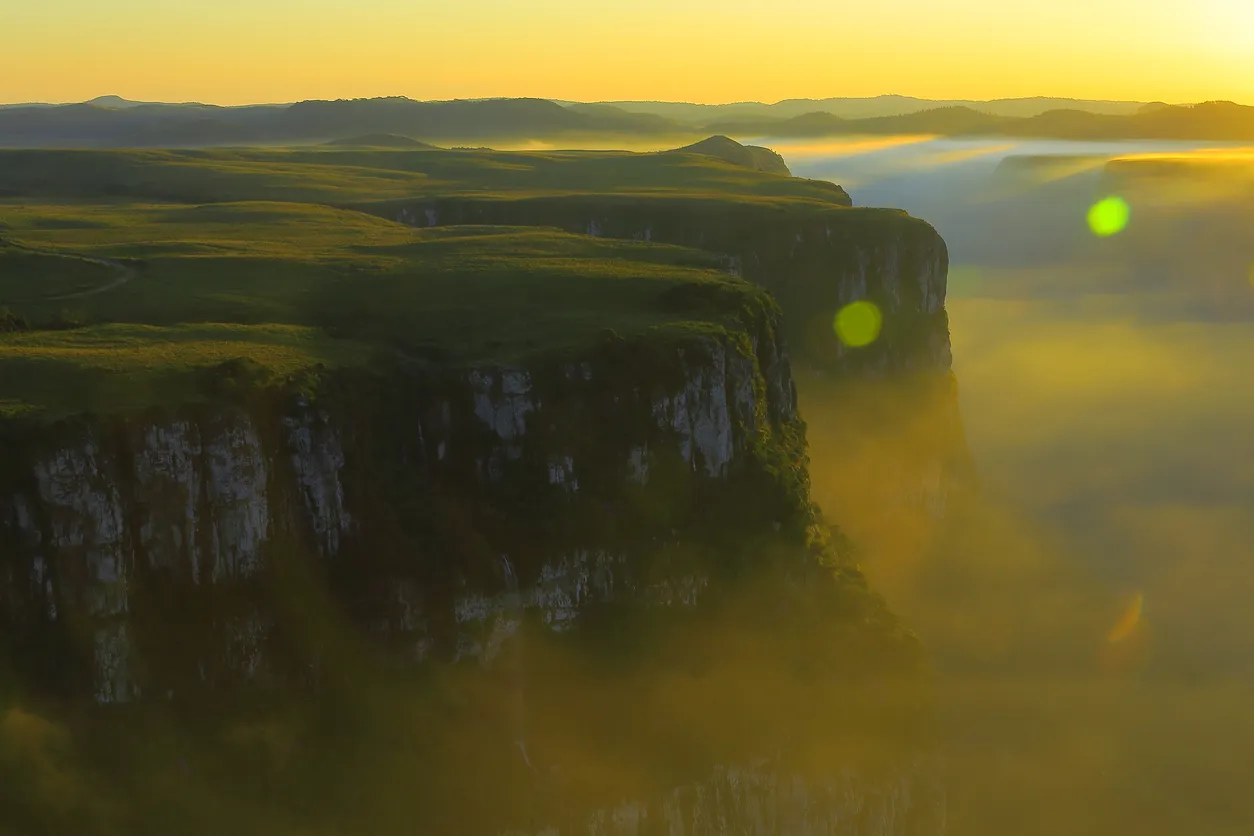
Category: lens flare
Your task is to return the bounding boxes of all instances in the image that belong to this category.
[834,301,882,348]
[1088,196,1131,237]
[1107,591,1144,643]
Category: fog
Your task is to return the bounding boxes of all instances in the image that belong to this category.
[787,136,1254,834]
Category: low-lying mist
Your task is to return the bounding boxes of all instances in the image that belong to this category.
[793,137,1254,835]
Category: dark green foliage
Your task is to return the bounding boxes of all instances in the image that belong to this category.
[0,307,28,332]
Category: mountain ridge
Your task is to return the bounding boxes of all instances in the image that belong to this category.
[3,95,1254,147]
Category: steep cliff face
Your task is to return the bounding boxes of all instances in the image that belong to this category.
[374,196,951,377]
[1,147,954,834]
[0,300,943,833]
[0,318,780,689]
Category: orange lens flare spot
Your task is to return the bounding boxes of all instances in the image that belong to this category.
[1107,591,1144,643]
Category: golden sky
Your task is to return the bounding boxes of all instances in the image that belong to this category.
[3,0,1252,105]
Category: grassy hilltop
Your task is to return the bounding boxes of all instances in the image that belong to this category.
[0,140,854,418]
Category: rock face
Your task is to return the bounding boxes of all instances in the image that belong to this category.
[383,197,951,377]
[0,300,944,833]
[0,326,775,691]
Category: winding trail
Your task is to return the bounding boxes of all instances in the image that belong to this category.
[1,239,137,301]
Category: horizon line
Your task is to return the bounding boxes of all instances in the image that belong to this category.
[7,92,1249,109]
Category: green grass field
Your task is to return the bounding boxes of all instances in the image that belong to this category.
[0,200,765,417]
[0,145,850,206]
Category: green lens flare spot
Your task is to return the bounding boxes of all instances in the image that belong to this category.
[1088,196,1131,237]
[834,300,882,348]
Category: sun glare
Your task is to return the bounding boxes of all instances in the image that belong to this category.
[1197,1,1254,53]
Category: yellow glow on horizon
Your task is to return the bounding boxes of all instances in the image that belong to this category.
[757,136,938,160]
[1,1,1252,105]
[1114,147,1254,164]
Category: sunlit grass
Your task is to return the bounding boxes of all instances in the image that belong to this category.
[0,145,854,207]
[0,322,368,372]
[0,201,766,417]
[0,324,372,418]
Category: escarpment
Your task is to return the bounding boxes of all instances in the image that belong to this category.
[0,294,942,834]
[2,315,800,690]
[0,147,954,835]
[377,197,951,378]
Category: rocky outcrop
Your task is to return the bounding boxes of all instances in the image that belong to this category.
[379,196,950,377]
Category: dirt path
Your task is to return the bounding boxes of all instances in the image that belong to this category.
[3,240,137,301]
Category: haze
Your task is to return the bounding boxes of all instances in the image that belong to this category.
[4,0,1254,106]
[791,137,1254,834]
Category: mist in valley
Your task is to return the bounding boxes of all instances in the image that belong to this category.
[785,135,1254,834]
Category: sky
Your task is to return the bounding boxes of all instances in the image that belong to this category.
[3,0,1253,106]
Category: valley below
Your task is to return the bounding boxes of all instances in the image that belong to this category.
[789,135,1254,835]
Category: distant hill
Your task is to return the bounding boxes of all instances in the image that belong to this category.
[323,133,434,148]
[86,95,149,109]
[0,97,686,148]
[2,95,1254,148]
[706,101,1254,142]
[670,136,791,175]
[575,95,1155,122]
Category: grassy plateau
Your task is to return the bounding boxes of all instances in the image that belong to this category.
[0,140,856,417]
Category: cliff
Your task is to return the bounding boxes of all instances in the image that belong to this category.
[0,317,939,834]
[1,313,806,693]
[0,150,953,835]
[375,196,950,378]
